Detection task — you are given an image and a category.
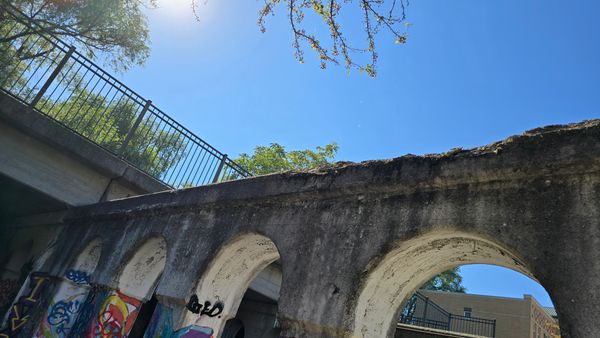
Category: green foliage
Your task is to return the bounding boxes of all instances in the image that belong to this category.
[235,143,339,175]
[255,0,410,77]
[2,0,152,72]
[37,89,187,177]
[421,267,466,293]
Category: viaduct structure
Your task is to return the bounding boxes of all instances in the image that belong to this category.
[3,119,599,338]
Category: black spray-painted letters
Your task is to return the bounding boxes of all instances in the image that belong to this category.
[186,294,224,318]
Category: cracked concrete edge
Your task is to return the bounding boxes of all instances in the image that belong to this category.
[63,118,600,222]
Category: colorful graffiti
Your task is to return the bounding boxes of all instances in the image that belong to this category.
[34,268,95,337]
[173,325,213,338]
[69,285,110,337]
[34,284,88,337]
[143,304,213,338]
[0,272,52,338]
[143,303,173,338]
[89,290,142,338]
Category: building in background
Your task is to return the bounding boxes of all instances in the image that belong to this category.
[407,290,560,338]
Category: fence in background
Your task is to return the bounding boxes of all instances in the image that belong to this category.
[0,3,251,188]
[400,292,496,337]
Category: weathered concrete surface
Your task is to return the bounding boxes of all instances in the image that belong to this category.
[35,120,600,338]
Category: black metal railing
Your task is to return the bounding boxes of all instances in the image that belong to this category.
[400,292,496,337]
[0,3,251,188]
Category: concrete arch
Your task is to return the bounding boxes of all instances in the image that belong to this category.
[181,232,280,337]
[351,230,536,338]
[117,235,168,300]
[69,237,103,279]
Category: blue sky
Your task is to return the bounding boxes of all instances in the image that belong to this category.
[115,0,600,307]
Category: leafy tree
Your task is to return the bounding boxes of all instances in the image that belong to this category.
[37,88,187,177]
[0,2,186,180]
[421,267,466,293]
[195,0,410,77]
[235,142,338,175]
[0,0,152,72]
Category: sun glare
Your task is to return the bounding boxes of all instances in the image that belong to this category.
[155,0,212,22]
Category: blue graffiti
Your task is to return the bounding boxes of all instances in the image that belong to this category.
[47,299,82,335]
[65,269,91,284]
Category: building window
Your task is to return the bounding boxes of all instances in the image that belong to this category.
[463,307,472,318]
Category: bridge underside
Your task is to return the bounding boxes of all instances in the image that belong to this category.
[3,120,600,338]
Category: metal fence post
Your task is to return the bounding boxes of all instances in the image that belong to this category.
[212,154,228,183]
[423,297,429,320]
[30,46,75,107]
[118,100,152,155]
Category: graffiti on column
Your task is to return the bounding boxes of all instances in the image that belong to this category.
[0,272,51,338]
[185,295,224,318]
[34,270,93,337]
[68,285,110,337]
[173,325,213,338]
[89,290,142,337]
[143,303,214,338]
[143,303,173,338]
[64,269,91,285]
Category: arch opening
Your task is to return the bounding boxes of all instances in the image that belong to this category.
[89,236,167,338]
[351,230,554,338]
[181,233,281,338]
[399,264,559,338]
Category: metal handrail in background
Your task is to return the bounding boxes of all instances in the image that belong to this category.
[399,292,496,338]
[0,2,251,188]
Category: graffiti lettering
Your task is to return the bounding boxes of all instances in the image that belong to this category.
[47,298,83,335]
[0,272,51,337]
[185,294,224,318]
[64,269,91,285]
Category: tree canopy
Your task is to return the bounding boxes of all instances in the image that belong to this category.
[235,142,338,175]
[253,0,410,77]
[1,0,152,72]
[191,0,410,77]
[420,267,466,293]
[3,0,410,77]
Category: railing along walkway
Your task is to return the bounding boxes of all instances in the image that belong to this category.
[400,292,497,338]
[0,3,251,188]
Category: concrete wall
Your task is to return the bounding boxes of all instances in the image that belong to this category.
[5,120,600,338]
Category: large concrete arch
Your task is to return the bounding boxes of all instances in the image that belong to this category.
[351,230,534,338]
[181,232,280,337]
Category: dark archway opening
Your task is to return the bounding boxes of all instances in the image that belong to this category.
[129,294,159,338]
